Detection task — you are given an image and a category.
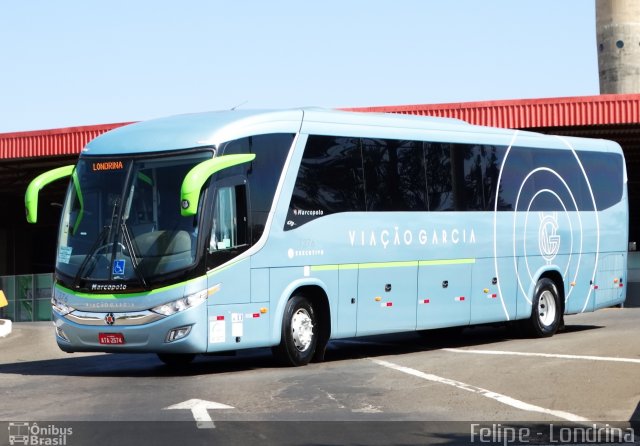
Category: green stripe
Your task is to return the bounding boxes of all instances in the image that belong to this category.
[57,258,247,299]
[207,258,247,276]
[419,258,475,266]
[71,170,84,235]
[56,276,202,299]
[311,258,475,272]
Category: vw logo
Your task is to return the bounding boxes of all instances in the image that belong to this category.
[105,313,116,326]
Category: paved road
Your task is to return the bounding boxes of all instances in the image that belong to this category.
[0,308,639,445]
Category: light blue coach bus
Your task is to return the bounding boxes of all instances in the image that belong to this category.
[25,109,628,366]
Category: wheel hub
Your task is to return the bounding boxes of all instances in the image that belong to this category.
[291,308,314,352]
[538,290,557,327]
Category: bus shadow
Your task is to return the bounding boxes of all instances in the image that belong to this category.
[324,323,603,363]
[0,350,280,378]
[0,324,603,378]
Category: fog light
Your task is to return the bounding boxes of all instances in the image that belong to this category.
[55,326,70,342]
[166,325,192,343]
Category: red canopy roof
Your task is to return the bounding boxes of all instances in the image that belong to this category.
[346,93,640,129]
[2,94,640,160]
[0,123,130,160]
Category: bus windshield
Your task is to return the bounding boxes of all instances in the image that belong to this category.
[56,151,212,290]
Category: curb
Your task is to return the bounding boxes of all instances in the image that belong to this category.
[0,319,12,338]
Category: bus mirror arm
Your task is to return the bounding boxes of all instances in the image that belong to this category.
[179,154,256,217]
[25,165,75,223]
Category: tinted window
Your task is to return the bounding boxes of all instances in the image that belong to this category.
[222,133,293,243]
[362,139,427,211]
[495,147,624,212]
[497,147,534,211]
[460,145,504,211]
[425,142,453,211]
[579,151,624,210]
[530,148,593,211]
[285,135,623,230]
[287,135,364,229]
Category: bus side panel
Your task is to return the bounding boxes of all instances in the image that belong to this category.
[334,265,358,339]
[251,268,270,303]
[595,253,626,309]
[515,256,533,320]
[565,253,596,314]
[207,259,251,305]
[417,263,471,330]
[471,258,516,325]
[356,265,417,336]
[207,302,271,352]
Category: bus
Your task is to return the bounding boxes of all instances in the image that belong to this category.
[25,109,628,366]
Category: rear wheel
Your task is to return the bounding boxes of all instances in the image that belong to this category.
[272,295,317,366]
[521,278,562,338]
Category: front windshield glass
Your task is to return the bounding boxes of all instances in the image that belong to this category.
[56,152,212,289]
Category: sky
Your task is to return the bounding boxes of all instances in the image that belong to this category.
[0,0,598,133]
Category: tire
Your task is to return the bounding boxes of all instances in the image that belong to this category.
[521,278,562,338]
[157,353,196,367]
[272,295,317,367]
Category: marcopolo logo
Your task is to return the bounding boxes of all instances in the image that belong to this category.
[90,283,127,291]
[8,422,73,445]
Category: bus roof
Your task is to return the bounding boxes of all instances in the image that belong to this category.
[82,108,622,156]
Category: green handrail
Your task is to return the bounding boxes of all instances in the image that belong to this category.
[180,154,255,216]
[25,165,75,223]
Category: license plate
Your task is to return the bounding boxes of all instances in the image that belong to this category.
[99,333,125,345]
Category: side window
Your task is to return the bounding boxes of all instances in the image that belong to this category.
[461,145,505,211]
[497,147,534,211]
[222,133,293,243]
[425,142,454,211]
[209,185,248,252]
[578,151,623,211]
[362,139,427,211]
[286,135,364,229]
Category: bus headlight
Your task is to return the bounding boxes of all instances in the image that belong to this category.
[151,290,207,316]
[52,294,75,316]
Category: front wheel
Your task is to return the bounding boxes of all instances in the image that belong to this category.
[272,295,317,366]
[521,278,562,338]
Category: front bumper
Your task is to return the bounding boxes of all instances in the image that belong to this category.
[53,304,208,354]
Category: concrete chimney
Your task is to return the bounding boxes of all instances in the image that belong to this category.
[596,0,640,94]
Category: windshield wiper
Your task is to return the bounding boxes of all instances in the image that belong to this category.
[120,222,148,289]
[72,224,111,289]
[72,197,120,289]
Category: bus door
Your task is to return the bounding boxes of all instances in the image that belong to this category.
[417,261,472,329]
[335,265,358,338]
[356,264,417,336]
[206,178,251,306]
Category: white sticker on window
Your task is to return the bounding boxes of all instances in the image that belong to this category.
[58,246,72,264]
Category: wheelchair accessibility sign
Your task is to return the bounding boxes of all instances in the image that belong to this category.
[112,259,126,276]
